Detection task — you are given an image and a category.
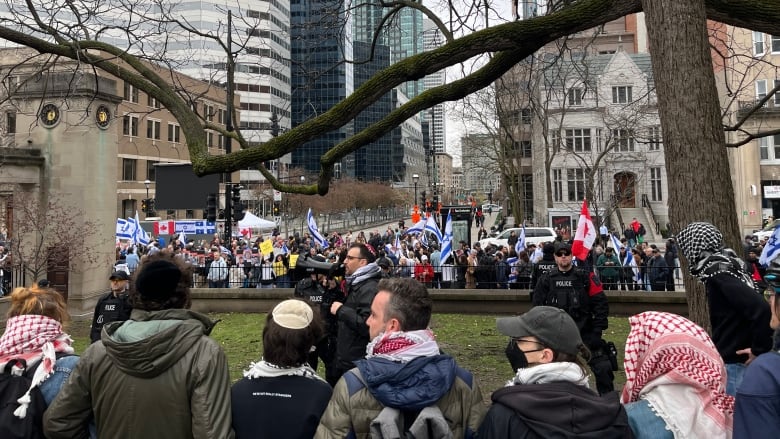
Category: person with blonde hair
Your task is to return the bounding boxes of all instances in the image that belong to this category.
[0,285,78,437]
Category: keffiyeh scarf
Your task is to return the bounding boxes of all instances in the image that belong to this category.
[243,360,325,382]
[676,221,756,288]
[366,329,440,363]
[621,311,734,439]
[0,314,74,418]
[346,263,382,288]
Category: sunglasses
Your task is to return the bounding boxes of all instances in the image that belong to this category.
[555,251,571,257]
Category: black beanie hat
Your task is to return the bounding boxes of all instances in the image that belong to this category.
[135,259,181,300]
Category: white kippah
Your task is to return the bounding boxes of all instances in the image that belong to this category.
[271,300,314,329]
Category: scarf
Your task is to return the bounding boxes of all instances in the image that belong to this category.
[0,314,75,419]
[508,362,589,388]
[242,359,325,382]
[621,311,734,439]
[677,222,756,289]
[366,329,440,363]
[346,262,382,287]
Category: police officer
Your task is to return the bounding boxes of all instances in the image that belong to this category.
[89,271,133,343]
[531,244,613,394]
[530,243,558,293]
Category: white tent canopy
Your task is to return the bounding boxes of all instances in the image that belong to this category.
[238,212,277,230]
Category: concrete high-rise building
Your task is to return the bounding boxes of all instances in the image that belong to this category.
[422,19,447,155]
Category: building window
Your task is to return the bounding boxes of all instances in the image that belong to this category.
[167,123,180,143]
[647,126,662,151]
[520,140,532,158]
[553,169,563,202]
[612,86,633,104]
[147,160,158,181]
[564,128,591,152]
[218,134,225,149]
[773,35,780,53]
[147,95,161,109]
[612,129,635,152]
[650,167,663,201]
[775,79,780,106]
[122,115,139,137]
[218,109,226,125]
[207,131,215,148]
[146,119,161,140]
[122,158,136,181]
[186,209,195,219]
[123,82,139,103]
[122,199,136,219]
[567,168,585,201]
[521,174,533,218]
[519,108,532,124]
[5,111,16,134]
[757,79,768,101]
[760,137,770,160]
[758,135,780,162]
[204,104,215,122]
[567,88,583,106]
[754,31,765,56]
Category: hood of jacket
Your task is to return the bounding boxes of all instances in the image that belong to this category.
[102,308,218,379]
[492,382,630,438]
[355,355,457,411]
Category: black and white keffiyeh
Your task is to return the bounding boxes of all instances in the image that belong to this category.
[676,222,756,289]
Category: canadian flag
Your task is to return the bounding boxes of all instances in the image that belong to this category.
[154,221,175,236]
[571,199,596,261]
[240,228,252,239]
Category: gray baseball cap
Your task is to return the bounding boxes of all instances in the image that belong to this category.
[496,306,583,356]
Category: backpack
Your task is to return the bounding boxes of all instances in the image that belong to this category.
[638,223,646,236]
[344,369,455,439]
[0,359,47,439]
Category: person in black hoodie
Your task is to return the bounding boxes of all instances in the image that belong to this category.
[478,306,633,439]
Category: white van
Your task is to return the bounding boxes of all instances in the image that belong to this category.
[478,227,557,250]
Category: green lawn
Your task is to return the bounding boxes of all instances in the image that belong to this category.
[67,313,631,397]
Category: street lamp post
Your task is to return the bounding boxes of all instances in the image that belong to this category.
[412,174,419,206]
[143,179,151,218]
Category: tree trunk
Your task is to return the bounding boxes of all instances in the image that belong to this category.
[642,0,741,330]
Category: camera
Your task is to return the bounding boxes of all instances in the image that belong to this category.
[295,254,345,278]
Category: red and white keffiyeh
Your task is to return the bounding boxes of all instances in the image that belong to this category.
[621,311,734,438]
[366,329,440,363]
[0,314,74,418]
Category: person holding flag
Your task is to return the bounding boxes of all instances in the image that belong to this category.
[571,200,597,263]
[307,208,329,250]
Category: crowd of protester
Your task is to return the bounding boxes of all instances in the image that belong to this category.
[1,219,779,438]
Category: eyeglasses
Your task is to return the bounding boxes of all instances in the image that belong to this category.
[512,338,547,354]
[345,255,365,261]
[555,251,571,257]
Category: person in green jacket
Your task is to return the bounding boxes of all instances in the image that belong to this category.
[596,247,621,290]
[44,254,235,439]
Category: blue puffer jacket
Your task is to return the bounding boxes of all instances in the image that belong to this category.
[734,331,780,439]
[315,355,486,439]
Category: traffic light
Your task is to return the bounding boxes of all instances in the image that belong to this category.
[231,185,245,221]
[141,198,148,213]
[420,190,426,208]
[206,193,217,223]
[148,198,156,214]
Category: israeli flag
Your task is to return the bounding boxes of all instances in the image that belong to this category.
[440,211,454,264]
[507,256,519,283]
[759,224,780,265]
[515,224,526,255]
[131,211,150,246]
[404,219,426,236]
[116,218,133,240]
[178,230,187,245]
[394,234,401,251]
[281,242,289,254]
[610,233,623,251]
[307,208,329,249]
[420,231,429,248]
[425,215,443,243]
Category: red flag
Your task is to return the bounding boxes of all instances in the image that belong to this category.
[154,221,175,236]
[571,200,596,261]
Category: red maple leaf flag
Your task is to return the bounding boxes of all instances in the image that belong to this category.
[571,199,596,261]
[154,220,175,236]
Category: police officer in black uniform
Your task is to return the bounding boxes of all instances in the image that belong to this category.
[89,271,133,343]
[531,244,614,395]
[530,243,558,293]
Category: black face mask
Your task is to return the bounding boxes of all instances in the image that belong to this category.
[505,339,528,372]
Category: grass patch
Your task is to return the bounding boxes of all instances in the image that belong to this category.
[67,313,631,397]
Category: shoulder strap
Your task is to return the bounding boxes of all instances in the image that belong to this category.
[344,368,368,397]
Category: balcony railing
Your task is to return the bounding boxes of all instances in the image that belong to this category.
[737,99,780,116]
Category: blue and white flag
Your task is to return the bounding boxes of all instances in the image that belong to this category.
[759,224,780,265]
[420,231,429,249]
[132,211,150,246]
[404,219,426,236]
[178,230,187,245]
[440,211,454,264]
[610,233,623,251]
[507,256,519,283]
[394,234,401,251]
[116,218,133,240]
[281,242,289,254]
[425,215,443,243]
[307,208,329,249]
[515,224,526,255]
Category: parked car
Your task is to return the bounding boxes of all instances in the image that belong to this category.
[753,219,780,242]
[479,227,557,250]
[481,203,502,212]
